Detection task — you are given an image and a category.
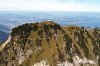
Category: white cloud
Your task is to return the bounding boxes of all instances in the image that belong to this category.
[0,0,100,11]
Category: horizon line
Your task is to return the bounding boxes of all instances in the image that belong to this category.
[0,9,100,12]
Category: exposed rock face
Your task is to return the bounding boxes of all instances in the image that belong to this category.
[33,60,49,66]
[32,56,97,66]
[0,35,11,52]
[0,21,100,66]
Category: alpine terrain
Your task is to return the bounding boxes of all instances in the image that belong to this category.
[0,21,100,66]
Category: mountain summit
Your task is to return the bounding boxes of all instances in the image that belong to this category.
[0,21,100,66]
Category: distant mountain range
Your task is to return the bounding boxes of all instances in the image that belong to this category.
[0,11,100,28]
[0,24,11,33]
[0,31,9,43]
[0,24,10,43]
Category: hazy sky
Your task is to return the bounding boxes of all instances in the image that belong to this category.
[0,0,100,11]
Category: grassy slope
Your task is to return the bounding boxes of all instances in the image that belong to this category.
[0,21,100,66]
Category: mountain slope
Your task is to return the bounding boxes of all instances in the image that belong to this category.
[0,21,100,66]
